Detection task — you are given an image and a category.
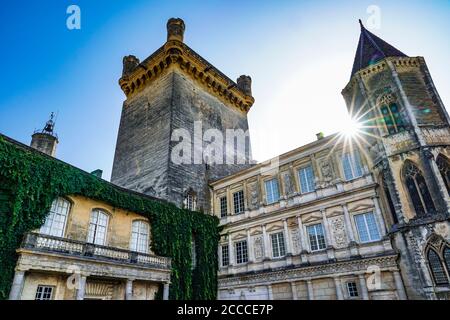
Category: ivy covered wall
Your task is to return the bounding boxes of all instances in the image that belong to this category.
[0,135,220,300]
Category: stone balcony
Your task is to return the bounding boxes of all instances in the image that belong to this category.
[9,233,172,300]
[21,232,171,270]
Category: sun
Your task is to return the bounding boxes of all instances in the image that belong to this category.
[341,117,363,138]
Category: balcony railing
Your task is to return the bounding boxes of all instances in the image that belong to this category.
[21,233,171,270]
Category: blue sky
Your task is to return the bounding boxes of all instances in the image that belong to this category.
[0,0,449,180]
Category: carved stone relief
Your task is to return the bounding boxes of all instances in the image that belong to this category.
[253,235,264,260]
[248,182,259,209]
[282,171,295,196]
[329,215,348,249]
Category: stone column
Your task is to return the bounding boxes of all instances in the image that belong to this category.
[358,274,369,300]
[76,275,87,300]
[8,270,26,300]
[125,279,134,300]
[290,282,298,300]
[306,280,314,300]
[262,224,270,259]
[267,284,273,300]
[342,204,355,242]
[393,271,407,300]
[372,196,387,236]
[334,277,344,300]
[321,209,332,247]
[297,216,308,251]
[228,234,235,267]
[246,229,254,263]
[283,219,292,255]
[163,282,170,300]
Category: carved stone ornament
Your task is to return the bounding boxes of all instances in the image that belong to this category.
[319,158,334,182]
[329,216,348,249]
[283,171,295,196]
[253,236,263,260]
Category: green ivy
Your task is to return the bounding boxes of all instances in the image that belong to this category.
[0,135,220,300]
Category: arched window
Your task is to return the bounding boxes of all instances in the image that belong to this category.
[427,248,449,285]
[444,247,450,273]
[403,162,435,216]
[40,197,71,237]
[381,174,398,224]
[380,103,405,134]
[130,220,150,253]
[87,209,109,245]
[436,155,450,196]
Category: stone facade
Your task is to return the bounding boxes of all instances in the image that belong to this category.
[211,136,406,300]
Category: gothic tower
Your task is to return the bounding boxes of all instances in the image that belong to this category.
[111,18,254,212]
[342,21,450,299]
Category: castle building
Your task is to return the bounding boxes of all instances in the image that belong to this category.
[1,18,449,300]
[211,20,450,300]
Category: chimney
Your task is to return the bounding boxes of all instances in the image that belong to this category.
[236,75,252,96]
[167,18,185,42]
[316,132,325,140]
[30,113,58,157]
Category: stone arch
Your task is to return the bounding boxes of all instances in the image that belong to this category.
[424,233,450,286]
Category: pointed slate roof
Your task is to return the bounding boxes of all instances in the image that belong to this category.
[351,20,407,77]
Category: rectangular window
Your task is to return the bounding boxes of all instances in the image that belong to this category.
[271,232,286,258]
[298,165,315,193]
[221,245,229,267]
[35,285,54,300]
[233,191,245,214]
[354,212,381,243]
[265,178,280,204]
[220,196,228,218]
[235,240,248,264]
[342,151,363,181]
[307,223,327,251]
[347,282,359,297]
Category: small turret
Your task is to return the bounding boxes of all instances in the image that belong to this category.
[30,113,59,157]
[166,18,185,42]
[122,55,140,77]
[237,75,252,96]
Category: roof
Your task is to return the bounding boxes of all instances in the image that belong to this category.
[351,20,407,78]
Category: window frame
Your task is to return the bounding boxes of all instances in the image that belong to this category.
[353,212,381,243]
[270,231,287,258]
[264,178,280,205]
[380,103,405,135]
[221,244,229,267]
[219,196,228,218]
[298,164,316,194]
[306,223,327,252]
[232,190,245,215]
[235,240,248,265]
[39,197,71,238]
[426,246,450,286]
[130,220,150,253]
[346,282,359,298]
[35,285,55,300]
[341,151,364,181]
[87,209,110,246]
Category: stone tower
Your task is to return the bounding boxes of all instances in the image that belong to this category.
[342,21,450,299]
[30,113,58,157]
[111,18,255,212]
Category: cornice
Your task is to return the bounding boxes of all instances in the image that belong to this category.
[119,41,255,114]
